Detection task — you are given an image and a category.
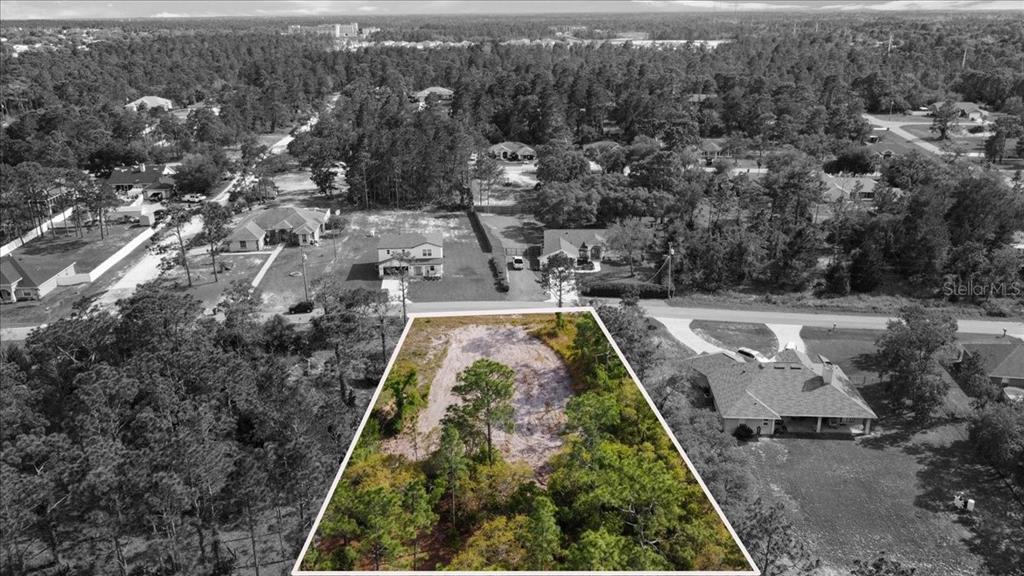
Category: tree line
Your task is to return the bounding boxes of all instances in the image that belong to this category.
[0,282,402,576]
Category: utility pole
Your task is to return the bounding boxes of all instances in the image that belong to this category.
[300,244,310,303]
[667,245,675,299]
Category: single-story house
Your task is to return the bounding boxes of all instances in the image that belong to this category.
[1011,230,1024,252]
[540,229,608,267]
[0,256,77,303]
[488,141,536,162]
[928,101,987,122]
[690,138,726,165]
[822,175,878,202]
[688,348,877,436]
[226,207,329,251]
[412,86,454,102]
[225,221,267,252]
[958,341,1024,388]
[686,93,717,104]
[105,164,174,200]
[377,232,444,278]
[124,95,173,112]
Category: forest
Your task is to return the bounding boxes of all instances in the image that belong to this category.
[0,282,402,575]
[7,12,1017,299]
[300,312,750,572]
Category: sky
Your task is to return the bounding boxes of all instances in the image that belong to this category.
[1,0,1020,21]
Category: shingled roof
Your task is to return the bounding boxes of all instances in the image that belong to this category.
[962,341,1024,381]
[542,229,608,258]
[689,350,877,421]
[378,232,443,250]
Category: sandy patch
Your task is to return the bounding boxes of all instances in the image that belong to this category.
[381,324,572,469]
[358,211,475,242]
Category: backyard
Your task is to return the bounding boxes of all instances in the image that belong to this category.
[13,221,146,272]
[737,326,1024,575]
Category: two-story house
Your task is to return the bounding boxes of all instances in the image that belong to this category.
[377,233,444,278]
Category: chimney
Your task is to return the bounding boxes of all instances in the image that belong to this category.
[822,362,835,385]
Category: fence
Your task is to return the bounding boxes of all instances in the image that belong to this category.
[55,226,158,286]
[0,206,75,257]
[474,204,525,215]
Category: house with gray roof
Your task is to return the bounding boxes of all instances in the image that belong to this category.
[377,232,444,278]
[688,348,877,436]
[958,341,1024,389]
[1,256,77,303]
[487,141,536,162]
[540,229,608,267]
[225,207,329,252]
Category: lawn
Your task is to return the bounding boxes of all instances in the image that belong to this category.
[407,216,506,302]
[754,327,1024,574]
[257,210,501,313]
[747,424,1023,575]
[14,222,146,272]
[156,249,270,310]
[901,124,985,155]
[691,319,778,357]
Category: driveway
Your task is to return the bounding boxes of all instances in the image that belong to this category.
[863,113,943,156]
[653,317,728,356]
[766,323,807,352]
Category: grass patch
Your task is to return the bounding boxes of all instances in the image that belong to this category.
[691,319,777,356]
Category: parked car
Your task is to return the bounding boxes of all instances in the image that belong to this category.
[288,301,314,314]
[181,193,206,203]
[736,347,769,362]
[510,256,525,270]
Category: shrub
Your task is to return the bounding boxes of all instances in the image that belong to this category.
[489,257,509,292]
[981,300,1010,317]
[579,278,668,299]
[466,210,493,253]
[732,424,755,441]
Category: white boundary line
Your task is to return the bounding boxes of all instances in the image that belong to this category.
[291,306,761,576]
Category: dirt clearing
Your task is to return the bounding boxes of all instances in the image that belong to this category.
[381,324,572,469]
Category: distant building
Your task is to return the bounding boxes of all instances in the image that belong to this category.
[377,232,444,278]
[688,348,877,436]
[105,164,175,201]
[541,229,608,266]
[0,256,77,302]
[287,22,361,39]
[488,141,536,162]
[822,174,878,202]
[124,95,173,112]
[412,86,454,103]
[225,207,329,252]
[928,101,988,122]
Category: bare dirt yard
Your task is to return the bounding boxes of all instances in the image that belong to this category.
[381,323,573,472]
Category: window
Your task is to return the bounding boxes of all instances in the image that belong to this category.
[423,248,432,257]
[429,265,435,271]
[239,241,247,250]
[386,249,391,255]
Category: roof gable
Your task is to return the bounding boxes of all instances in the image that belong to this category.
[378,232,443,250]
[690,353,877,420]
[542,229,608,256]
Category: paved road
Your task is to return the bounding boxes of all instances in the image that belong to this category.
[863,113,944,156]
[5,298,1021,344]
